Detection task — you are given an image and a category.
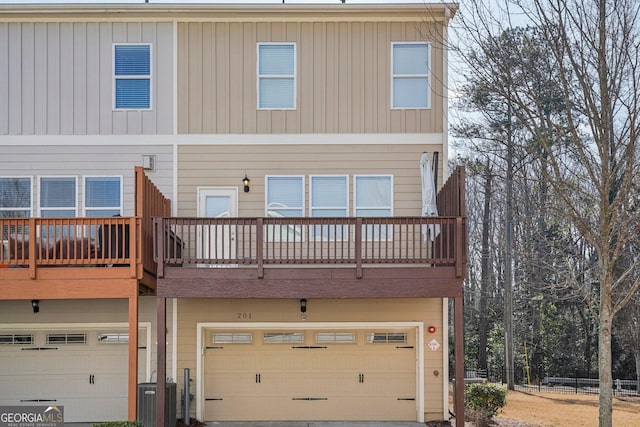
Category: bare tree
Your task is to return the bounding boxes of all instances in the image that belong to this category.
[453,1,640,425]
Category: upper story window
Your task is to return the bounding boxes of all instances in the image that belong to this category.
[114,44,152,110]
[391,42,430,109]
[84,176,122,217]
[258,43,296,110]
[0,177,32,218]
[39,177,77,218]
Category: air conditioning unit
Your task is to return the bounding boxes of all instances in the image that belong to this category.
[137,382,176,427]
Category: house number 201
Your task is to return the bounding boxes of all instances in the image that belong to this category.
[236,312,252,320]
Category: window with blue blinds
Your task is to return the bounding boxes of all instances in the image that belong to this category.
[85,177,122,217]
[392,43,430,109]
[258,43,296,109]
[114,44,151,110]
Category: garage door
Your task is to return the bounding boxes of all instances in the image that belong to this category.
[0,326,148,423]
[203,327,417,421]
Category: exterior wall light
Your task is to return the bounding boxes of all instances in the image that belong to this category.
[300,298,307,313]
[428,326,436,333]
[242,174,251,193]
[31,299,40,313]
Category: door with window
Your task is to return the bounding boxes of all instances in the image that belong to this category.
[197,188,237,267]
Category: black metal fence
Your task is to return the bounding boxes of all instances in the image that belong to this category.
[464,369,638,396]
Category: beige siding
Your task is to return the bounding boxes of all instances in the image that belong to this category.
[178,21,445,135]
[176,298,444,421]
[0,21,174,135]
[177,143,444,217]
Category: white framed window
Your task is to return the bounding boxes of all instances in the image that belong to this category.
[98,333,129,344]
[113,43,152,110]
[266,176,305,218]
[257,43,296,109]
[391,42,430,109]
[212,332,253,344]
[0,177,32,218]
[39,176,77,218]
[354,175,393,240]
[310,175,348,241]
[84,176,123,217]
[264,332,304,344]
[266,176,304,242]
[354,175,393,217]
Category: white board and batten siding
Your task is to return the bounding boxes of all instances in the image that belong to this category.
[0,21,174,135]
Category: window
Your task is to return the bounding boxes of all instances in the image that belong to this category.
[0,333,34,345]
[355,175,393,240]
[392,42,430,109]
[0,177,32,218]
[98,333,129,344]
[212,332,253,344]
[46,333,86,345]
[266,176,304,241]
[266,176,304,218]
[258,43,296,109]
[264,332,304,344]
[354,175,392,217]
[310,175,348,240]
[39,177,77,217]
[367,332,407,344]
[315,332,356,344]
[85,176,122,217]
[114,44,152,110]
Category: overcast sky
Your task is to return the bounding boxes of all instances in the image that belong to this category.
[0,1,432,4]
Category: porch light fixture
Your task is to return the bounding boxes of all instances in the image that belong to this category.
[242,174,251,193]
[31,300,40,314]
[300,298,307,313]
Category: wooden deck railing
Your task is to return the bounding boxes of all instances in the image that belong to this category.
[135,166,171,277]
[0,217,140,279]
[154,216,466,278]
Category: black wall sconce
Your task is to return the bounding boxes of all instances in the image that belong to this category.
[31,300,40,314]
[242,174,251,193]
[300,298,307,313]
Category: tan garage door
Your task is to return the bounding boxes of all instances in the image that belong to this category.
[203,328,417,421]
[0,327,147,423]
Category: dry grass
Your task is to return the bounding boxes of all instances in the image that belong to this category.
[496,391,640,427]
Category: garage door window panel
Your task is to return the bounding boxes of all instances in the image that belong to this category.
[46,333,87,345]
[264,332,304,344]
[0,333,34,345]
[213,332,253,344]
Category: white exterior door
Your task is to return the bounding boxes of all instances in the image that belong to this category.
[197,188,238,267]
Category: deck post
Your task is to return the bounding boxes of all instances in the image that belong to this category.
[157,297,167,427]
[454,295,465,423]
[128,294,139,421]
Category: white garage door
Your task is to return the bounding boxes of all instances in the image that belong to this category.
[0,326,148,423]
[202,327,418,422]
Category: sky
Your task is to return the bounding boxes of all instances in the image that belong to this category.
[0,1,433,4]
